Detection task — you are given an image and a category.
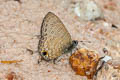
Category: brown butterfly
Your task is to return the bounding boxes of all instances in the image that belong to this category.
[38,12,78,62]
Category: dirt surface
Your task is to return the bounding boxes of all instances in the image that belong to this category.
[0,0,120,80]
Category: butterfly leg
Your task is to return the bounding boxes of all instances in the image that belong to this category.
[26,48,34,55]
[35,35,41,39]
[53,56,62,64]
[37,55,45,64]
[53,58,58,64]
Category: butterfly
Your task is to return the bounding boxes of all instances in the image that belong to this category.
[38,12,78,62]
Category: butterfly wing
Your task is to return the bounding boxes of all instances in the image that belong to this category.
[38,12,72,60]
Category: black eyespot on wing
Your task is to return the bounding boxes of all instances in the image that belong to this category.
[42,51,47,55]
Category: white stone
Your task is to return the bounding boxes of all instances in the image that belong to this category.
[74,0,103,20]
[103,22,109,27]
[102,55,112,62]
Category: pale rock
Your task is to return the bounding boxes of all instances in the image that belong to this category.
[74,0,103,20]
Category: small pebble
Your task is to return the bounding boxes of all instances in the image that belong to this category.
[101,55,112,62]
[112,24,118,29]
[103,22,109,27]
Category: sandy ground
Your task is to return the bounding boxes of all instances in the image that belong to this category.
[0,0,120,80]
